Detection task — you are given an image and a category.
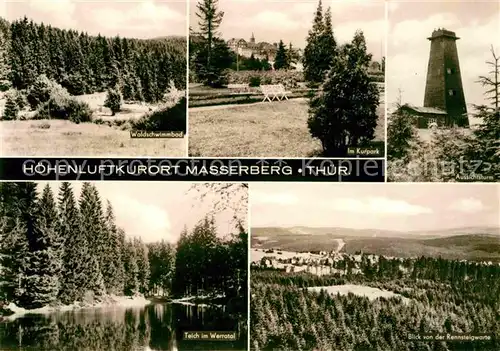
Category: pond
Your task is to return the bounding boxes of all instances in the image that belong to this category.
[0,302,247,351]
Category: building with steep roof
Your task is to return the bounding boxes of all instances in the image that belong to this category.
[227,33,278,61]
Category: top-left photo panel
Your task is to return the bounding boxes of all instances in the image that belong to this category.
[0,0,187,157]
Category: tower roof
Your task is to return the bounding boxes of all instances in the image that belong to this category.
[427,28,460,40]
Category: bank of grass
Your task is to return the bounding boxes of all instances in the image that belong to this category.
[1,119,186,156]
[188,98,385,157]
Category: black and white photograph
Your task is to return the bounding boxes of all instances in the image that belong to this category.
[0,1,187,157]
[0,182,248,351]
[386,1,499,182]
[250,182,500,350]
[188,0,385,157]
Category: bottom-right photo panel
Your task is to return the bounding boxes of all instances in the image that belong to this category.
[249,183,500,351]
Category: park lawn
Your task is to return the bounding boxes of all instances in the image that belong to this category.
[188,99,322,157]
[1,119,186,157]
[188,98,385,157]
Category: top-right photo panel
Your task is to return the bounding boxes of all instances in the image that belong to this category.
[387,1,499,183]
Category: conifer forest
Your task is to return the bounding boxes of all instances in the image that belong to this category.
[251,255,500,351]
[0,16,186,101]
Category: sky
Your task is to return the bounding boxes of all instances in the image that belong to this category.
[4,0,187,38]
[190,0,385,61]
[40,182,247,244]
[251,183,500,232]
[387,1,500,109]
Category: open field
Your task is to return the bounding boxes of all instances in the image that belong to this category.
[251,226,500,262]
[189,97,385,157]
[74,92,159,122]
[1,92,186,156]
[307,285,411,304]
[0,119,186,156]
[189,99,322,157]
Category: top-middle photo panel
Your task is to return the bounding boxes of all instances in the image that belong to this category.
[188,0,386,158]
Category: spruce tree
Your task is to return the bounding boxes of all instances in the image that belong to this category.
[303,0,325,84]
[79,183,107,296]
[173,227,190,297]
[0,18,12,91]
[322,7,336,61]
[0,183,29,303]
[19,183,60,308]
[387,107,419,162]
[308,31,379,156]
[2,92,19,120]
[123,240,140,295]
[57,182,88,304]
[134,238,150,295]
[196,0,224,70]
[274,41,289,70]
[104,200,125,295]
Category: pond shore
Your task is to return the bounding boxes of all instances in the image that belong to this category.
[0,295,151,321]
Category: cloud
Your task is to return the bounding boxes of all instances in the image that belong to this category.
[388,10,499,107]
[290,2,317,16]
[328,0,384,13]
[448,198,486,213]
[251,191,299,206]
[331,197,432,215]
[388,2,400,13]
[112,195,171,243]
[235,10,306,32]
[26,0,77,29]
[335,19,385,47]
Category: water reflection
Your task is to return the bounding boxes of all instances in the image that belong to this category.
[0,303,247,351]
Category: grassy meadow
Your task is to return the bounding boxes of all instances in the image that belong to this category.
[188,86,385,157]
[1,92,187,157]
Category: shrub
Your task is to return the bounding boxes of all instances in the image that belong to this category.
[249,76,261,87]
[104,89,122,116]
[162,81,185,106]
[27,75,68,110]
[227,70,303,89]
[66,99,92,123]
[38,122,51,129]
[35,96,92,123]
[131,96,186,133]
[0,79,11,92]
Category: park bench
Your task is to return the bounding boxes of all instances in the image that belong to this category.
[260,84,292,102]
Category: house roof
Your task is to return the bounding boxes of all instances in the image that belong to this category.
[402,104,448,115]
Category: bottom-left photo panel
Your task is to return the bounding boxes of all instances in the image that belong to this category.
[0,182,249,351]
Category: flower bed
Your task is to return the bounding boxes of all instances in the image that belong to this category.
[227,70,304,89]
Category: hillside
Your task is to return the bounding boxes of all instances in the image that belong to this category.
[0,17,186,100]
[251,227,500,262]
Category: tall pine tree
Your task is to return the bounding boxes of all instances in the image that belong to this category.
[57,182,88,304]
[274,41,289,70]
[20,183,60,308]
[303,1,336,85]
[78,183,106,296]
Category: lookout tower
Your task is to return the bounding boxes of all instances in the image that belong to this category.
[423,28,469,127]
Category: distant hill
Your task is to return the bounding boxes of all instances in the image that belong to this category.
[251,227,500,262]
